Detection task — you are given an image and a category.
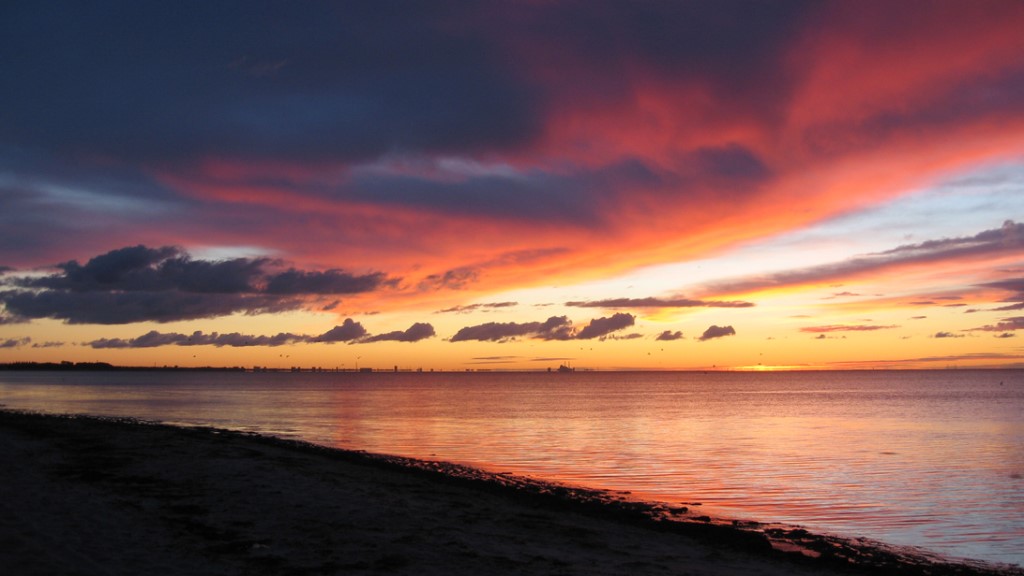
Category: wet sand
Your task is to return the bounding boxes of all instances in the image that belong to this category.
[1,409,1019,576]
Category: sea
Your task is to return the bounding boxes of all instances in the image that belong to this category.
[1,369,1021,566]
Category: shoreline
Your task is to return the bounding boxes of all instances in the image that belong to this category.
[1,409,1019,576]
[5,363,1024,373]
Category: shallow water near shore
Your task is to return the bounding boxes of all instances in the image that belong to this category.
[1,369,1021,566]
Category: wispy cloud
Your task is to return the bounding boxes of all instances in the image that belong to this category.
[800,325,899,333]
[0,337,30,348]
[566,297,753,310]
[436,302,518,314]
[703,221,1024,297]
[966,316,1024,332]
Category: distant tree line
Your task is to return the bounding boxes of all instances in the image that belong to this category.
[0,361,245,372]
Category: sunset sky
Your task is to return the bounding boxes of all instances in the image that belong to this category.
[3,1,1024,370]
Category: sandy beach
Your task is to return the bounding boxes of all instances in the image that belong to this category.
[0,409,1019,576]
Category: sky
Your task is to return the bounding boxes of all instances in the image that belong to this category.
[2,0,1024,371]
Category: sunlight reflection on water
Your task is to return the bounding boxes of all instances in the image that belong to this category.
[1,369,1021,565]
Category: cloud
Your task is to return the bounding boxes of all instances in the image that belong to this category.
[933,331,965,339]
[996,332,1016,339]
[4,1,1024,331]
[833,353,1024,367]
[359,323,436,343]
[2,2,542,166]
[451,316,573,342]
[88,330,310,349]
[31,341,64,348]
[800,325,899,333]
[418,267,480,291]
[656,330,684,341]
[316,319,369,343]
[824,291,861,299]
[1,290,298,325]
[22,245,260,293]
[84,318,437,349]
[576,313,636,340]
[984,278,1024,293]
[436,302,518,314]
[565,297,753,309]
[966,316,1024,332]
[703,221,1024,296]
[451,313,635,342]
[699,325,736,341]
[0,313,27,325]
[0,337,30,348]
[606,332,644,340]
[265,269,395,295]
[0,246,393,324]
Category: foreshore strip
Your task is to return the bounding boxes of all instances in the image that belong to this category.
[0,409,1019,576]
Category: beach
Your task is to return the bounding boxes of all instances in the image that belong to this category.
[0,409,1019,576]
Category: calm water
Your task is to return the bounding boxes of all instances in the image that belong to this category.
[1,369,1021,566]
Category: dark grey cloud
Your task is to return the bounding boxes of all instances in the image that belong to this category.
[996,332,1016,339]
[451,313,637,342]
[566,297,753,309]
[0,337,31,348]
[576,313,636,340]
[1,2,541,166]
[0,245,394,324]
[703,221,1024,296]
[451,316,573,342]
[89,330,309,349]
[265,269,393,295]
[699,325,736,341]
[90,331,187,349]
[933,331,964,339]
[316,319,369,343]
[656,330,684,341]
[690,144,771,181]
[85,318,439,349]
[360,323,436,343]
[1,290,296,325]
[85,322,390,349]
[351,158,666,225]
